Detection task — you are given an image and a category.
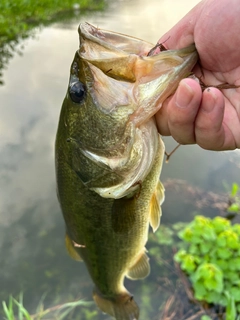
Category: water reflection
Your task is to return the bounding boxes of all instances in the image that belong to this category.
[0,0,240,319]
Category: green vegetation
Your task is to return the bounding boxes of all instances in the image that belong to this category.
[227,182,240,214]
[147,183,240,318]
[175,215,240,317]
[2,293,95,320]
[0,0,106,84]
[0,0,105,44]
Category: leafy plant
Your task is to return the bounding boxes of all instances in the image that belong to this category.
[228,183,240,214]
[175,215,240,315]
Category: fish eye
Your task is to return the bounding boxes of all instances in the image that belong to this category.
[69,81,86,104]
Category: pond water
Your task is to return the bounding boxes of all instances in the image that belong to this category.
[1,0,240,319]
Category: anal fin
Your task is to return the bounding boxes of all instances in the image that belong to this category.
[65,233,82,261]
[126,250,150,280]
[150,180,165,232]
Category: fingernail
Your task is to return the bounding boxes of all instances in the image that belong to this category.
[175,81,194,108]
[201,88,217,113]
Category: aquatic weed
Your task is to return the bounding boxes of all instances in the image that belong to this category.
[2,292,94,320]
[175,215,240,316]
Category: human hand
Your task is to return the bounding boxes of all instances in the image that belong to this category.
[155,0,240,150]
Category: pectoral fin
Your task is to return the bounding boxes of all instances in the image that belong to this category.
[126,251,150,280]
[150,180,165,232]
[65,234,82,261]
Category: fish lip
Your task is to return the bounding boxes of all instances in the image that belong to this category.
[78,22,153,56]
[79,22,197,61]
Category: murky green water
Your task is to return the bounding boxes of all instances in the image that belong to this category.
[1,0,240,319]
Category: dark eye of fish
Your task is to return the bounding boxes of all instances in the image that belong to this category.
[69,81,86,103]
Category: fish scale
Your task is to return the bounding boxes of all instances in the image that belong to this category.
[55,22,198,320]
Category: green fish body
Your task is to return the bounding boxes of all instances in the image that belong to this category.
[55,23,198,320]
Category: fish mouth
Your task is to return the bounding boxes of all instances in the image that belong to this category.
[78,22,198,126]
[78,22,158,83]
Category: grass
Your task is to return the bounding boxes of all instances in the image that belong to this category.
[0,0,106,45]
[2,293,94,320]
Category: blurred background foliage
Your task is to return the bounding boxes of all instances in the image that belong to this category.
[0,0,106,84]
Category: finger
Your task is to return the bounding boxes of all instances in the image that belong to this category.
[156,78,202,144]
[157,1,203,49]
[195,87,226,150]
[155,96,171,136]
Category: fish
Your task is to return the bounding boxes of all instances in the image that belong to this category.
[55,22,198,320]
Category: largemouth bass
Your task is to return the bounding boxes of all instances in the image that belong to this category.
[55,22,198,320]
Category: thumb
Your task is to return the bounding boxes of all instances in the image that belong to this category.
[155,78,202,144]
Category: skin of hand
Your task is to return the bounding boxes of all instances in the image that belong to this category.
[155,0,240,151]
